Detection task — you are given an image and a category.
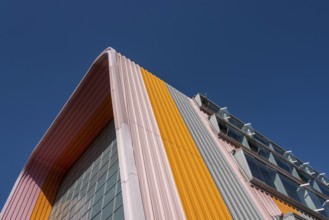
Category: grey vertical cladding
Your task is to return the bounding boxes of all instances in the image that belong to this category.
[168,85,263,220]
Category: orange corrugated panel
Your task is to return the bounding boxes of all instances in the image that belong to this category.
[141,68,232,220]
[30,167,62,220]
[272,196,301,216]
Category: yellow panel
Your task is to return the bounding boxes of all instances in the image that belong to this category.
[30,190,50,220]
[141,68,232,220]
[272,197,300,215]
[30,168,61,220]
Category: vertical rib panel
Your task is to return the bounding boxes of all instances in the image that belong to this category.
[2,174,32,219]
[30,190,48,220]
[250,187,282,217]
[108,50,145,220]
[115,54,185,220]
[30,167,61,220]
[15,174,38,219]
[168,86,265,220]
[141,68,232,220]
[2,159,47,220]
[20,161,51,220]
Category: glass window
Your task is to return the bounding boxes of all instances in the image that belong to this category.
[104,186,116,206]
[298,171,311,183]
[108,161,119,178]
[94,184,105,202]
[311,180,322,193]
[248,139,271,160]
[89,174,98,189]
[218,122,228,134]
[257,162,277,188]
[98,163,109,180]
[245,154,276,188]
[258,148,271,160]
[272,154,294,174]
[228,116,244,129]
[106,171,118,192]
[102,199,115,219]
[114,192,123,210]
[91,197,102,218]
[227,125,245,144]
[318,182,329,197]
[111,145,118,158]
[270,143,285,156]
[278,174,301,202]
[97,173,107,189]
[200,96,219,114]
[309,190,326,209]
[110,152,118,167]
[245,154,264,180]
[253,132,270,147]
[319,176,329,185]
[113,205,125,220]
[248,141,259,153]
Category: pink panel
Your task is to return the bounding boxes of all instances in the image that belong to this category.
[189,99,278,219]
[251,186,282,217]
[19,160,51,219]
[108,49,145,220]
[129,124,155,219]
[115,53,185,220]
[2,175,27,220]
[1,160,46,220]
[108,50,128,129]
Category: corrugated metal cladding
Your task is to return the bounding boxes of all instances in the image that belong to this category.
[252,187,313,220]
[168,86,264,220]
[271,197,314,220]
[180,92,318,220]
[250,186,282,217]
[141,68,232,220]
[112,53,185,220]
[272,197,301,216]
[180,93,320,220]
[3,47,321,220]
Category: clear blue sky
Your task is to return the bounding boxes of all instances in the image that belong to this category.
[1,0,329,209]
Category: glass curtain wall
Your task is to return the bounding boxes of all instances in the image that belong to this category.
[49,120,124,220]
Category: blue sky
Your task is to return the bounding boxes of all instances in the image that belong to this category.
[1,0,329,209]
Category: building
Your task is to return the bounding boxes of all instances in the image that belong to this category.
[1,48,329,220]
